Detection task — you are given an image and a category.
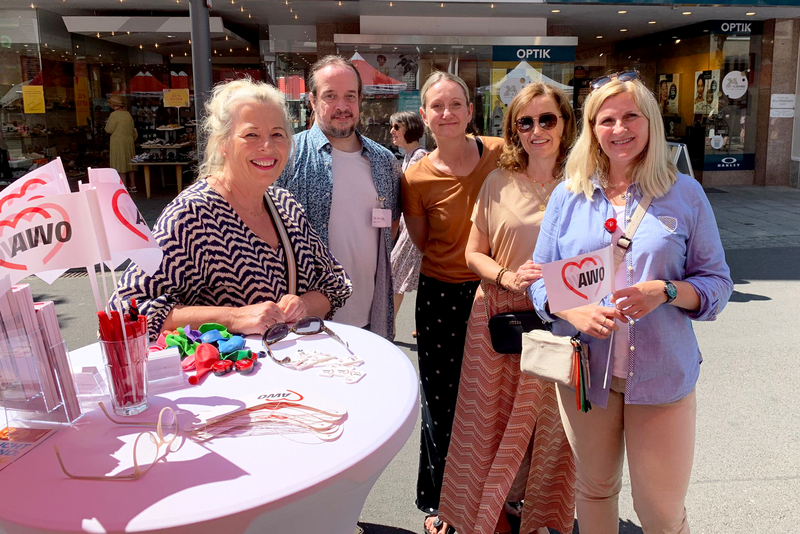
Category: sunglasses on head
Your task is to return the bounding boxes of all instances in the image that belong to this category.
[262,316,352,364]
[590,70,640,91]
[515,113,562,132]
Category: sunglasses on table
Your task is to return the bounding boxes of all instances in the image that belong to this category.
[261,316,353,364]
[590,70,640,91]
[53,402,178,481]
[515,113,563,132]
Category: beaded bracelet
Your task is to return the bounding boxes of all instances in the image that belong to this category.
[495,267,510,288]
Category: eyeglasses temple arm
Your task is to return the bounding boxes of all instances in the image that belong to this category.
[322,326,353,354]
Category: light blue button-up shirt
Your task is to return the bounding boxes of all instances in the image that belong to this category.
[529,173,733,408]
[276,124,402,339]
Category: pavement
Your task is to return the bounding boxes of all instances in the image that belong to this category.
[22,184,800,534]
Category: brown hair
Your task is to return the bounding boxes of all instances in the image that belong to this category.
[498,82,576,179]
[307,55,362,99]
[389,111,425,143]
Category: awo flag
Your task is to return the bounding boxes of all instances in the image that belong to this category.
[84,169,162,275]
[541,245,615,314]
[0,158,70,213]
[0,191,105,285]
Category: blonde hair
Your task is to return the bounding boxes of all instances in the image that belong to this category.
[565,78,676,199]
[198,78,294,179]
[498,82,576,180]
[420,71,471,108]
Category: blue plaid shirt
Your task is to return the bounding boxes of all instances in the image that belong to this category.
[529,173,733,408]
[276,124,402,339]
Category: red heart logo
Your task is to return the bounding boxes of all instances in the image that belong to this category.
[0,178,47,212]
[111,189,149,242]
[561,257,599,300]
[0,204,70,271]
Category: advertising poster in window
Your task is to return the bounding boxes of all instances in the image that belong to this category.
[657,74,680,115]
[693,71,715,115]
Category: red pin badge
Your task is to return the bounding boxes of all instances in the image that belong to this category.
[604,218,617,233]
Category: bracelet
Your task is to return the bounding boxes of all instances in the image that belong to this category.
[495,267,510,288]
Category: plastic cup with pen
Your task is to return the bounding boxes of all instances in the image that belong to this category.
[98,299,149,416]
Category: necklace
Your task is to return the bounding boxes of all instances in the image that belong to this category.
[524,176,556,211]
[216,178,266,217]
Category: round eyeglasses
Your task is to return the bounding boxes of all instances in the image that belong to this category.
[515,113,562,132]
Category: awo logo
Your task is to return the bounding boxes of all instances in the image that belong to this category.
[0,204,72,271]
[561,256,606,300]
[258,390,304,402]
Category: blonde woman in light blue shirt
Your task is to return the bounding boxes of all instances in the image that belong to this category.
[530,74,733,534]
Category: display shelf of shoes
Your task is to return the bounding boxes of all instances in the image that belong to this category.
[136,124,194,163]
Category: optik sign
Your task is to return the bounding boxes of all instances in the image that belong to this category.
[493,46,576,63]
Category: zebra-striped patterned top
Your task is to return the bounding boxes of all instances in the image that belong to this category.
[114,179,352,341]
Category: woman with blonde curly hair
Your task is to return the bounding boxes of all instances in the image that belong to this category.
[438,82,577,534]
[113,78,351,340]
[530,74,732,533]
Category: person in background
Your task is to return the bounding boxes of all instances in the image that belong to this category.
[106,95,138,192]
[440,82,577,534]
[113,79,351,340]
[402,71,504,534]
[530,74,733,534]
[277,55,401,340]
[389,110,428,338]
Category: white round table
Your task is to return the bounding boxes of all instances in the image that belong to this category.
[0,323,419,534]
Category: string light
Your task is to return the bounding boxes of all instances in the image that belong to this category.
[154,42,159,48]
[389,1,392,5]
[440,2,444,6]
[294,14,298,18]
[240,6,243,11]
[139,44,143,49]
[338,0,342,4]
[111,31,115,35]
[126,31,130,35]
[225,35,229,40]
[248,13,252,18]
[184,52,187,56]
[96,32,100,38]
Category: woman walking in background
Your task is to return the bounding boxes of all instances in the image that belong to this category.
[402,72,504,534]
[439,82,576,534]
[389,111,428,338]
[106,95,138,192]
[530,73,732,534]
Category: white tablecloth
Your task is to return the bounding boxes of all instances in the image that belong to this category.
[0,323,419,534]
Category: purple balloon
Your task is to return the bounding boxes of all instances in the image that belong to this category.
[184,325,202,343]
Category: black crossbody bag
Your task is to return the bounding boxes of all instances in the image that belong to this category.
[488,311,548,354]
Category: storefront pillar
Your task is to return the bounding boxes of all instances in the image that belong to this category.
[189,0,213,154]
[755,18,800,187]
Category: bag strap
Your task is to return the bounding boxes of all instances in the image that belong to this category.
[264,190,297,295]
[613,194,653,271]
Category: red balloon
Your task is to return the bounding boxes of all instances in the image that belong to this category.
[188,344,220,385]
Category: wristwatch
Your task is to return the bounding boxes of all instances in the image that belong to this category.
[662,280,678,304]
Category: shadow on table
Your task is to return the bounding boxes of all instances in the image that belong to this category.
[358,523,416,534]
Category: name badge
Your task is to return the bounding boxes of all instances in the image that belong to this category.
[372,208,392,228]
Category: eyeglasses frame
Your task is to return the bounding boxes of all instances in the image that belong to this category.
[261,316,353,364]
[514,113,564,133]
[53,402,178,481]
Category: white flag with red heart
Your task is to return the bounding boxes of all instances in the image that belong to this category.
[83,169,162,275]
[0,191,106,285]
[540,245,615,314]
[0,158,70,214]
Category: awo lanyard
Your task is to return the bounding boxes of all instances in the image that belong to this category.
[603,194,653,389]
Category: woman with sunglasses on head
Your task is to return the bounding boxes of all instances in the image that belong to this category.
[529,73,733,534]
[438,83,576,534]
[113,79,352,340]
[389,111,428,338]
[402,72,504,534]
